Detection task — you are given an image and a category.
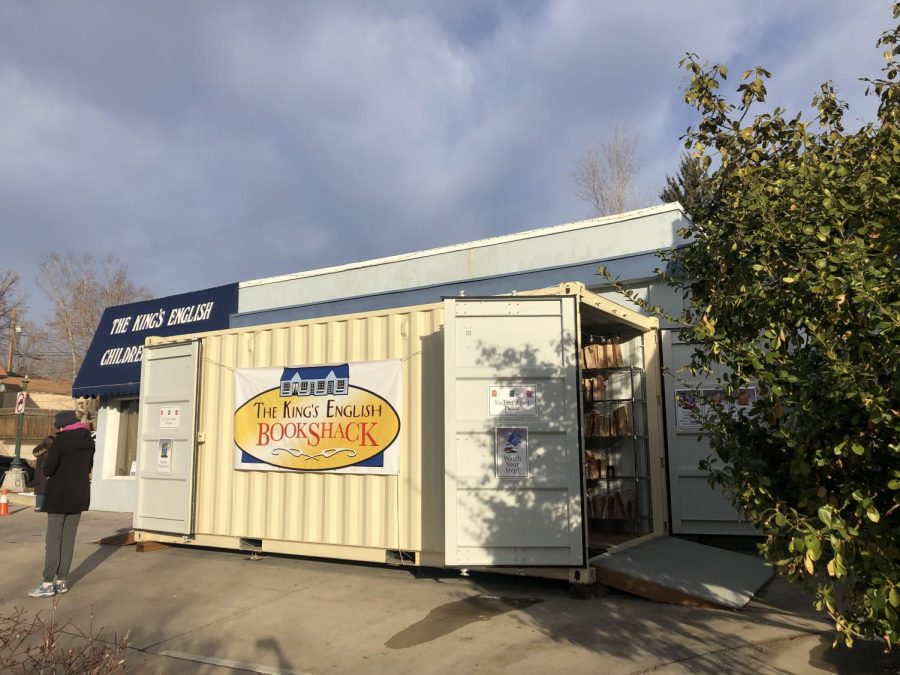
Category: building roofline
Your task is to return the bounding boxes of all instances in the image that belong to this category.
[240,203,685,290]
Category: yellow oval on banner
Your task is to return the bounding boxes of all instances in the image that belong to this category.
[234,386,401,470]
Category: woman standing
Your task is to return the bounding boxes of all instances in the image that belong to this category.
[28,411,94,598]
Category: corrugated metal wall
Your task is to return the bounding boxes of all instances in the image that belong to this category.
[165,304,445,556]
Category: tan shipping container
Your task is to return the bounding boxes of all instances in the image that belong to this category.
[133,283,666,577]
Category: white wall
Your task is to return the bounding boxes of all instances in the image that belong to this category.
[240,205,689,314]
[89,401,136,513]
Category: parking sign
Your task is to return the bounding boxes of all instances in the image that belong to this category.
[14,392,25,413]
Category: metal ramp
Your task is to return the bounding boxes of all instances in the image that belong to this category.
[591,536,773,609]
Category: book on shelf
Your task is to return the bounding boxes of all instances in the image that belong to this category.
[581,374,606,401]
[580,339,624,369]
[584,449,601,480]
[584,411,610,438]
[584,405,631,438]
[612,405,631,436]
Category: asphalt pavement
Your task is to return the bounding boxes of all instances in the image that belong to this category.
[1,501,897,674]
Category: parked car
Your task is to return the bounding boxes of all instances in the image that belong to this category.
[0,456,35,487]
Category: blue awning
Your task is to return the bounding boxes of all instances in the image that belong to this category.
[73,283,238,398]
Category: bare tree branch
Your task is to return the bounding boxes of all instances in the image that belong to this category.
[0,269,23,372]
[36,252,151,382]
[571,125,640,216]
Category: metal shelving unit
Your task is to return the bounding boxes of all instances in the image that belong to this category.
[581,349,653,544]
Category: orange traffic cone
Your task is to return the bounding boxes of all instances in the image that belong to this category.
[0,490,9,517]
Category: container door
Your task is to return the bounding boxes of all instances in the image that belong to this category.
[134,340,201,535]
[444,296,584,566]
[661,330,756,535]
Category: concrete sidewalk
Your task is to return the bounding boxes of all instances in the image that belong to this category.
[0,508,896,674]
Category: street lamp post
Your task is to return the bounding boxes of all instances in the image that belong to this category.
[2,376,28,492]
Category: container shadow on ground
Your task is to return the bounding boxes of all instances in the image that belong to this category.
[1,528,303,673]
[400,569,900,675]
[152,553,823,672]
[5,510,898,675]
[418,334,850,673]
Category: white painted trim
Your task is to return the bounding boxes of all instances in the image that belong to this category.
[240,203,686,290]
[99,402,121,480]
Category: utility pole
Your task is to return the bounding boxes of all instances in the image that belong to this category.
[6,307,16,373]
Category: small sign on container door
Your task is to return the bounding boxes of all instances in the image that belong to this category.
[157,439,173,473]
[159,407,181,429]
[495,427,529,478]
[489,385,537,416]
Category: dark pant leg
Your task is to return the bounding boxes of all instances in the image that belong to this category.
[43,514,64,582]
[42,513,82,582]
[56,513,81,580]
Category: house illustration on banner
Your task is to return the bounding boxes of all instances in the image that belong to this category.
[280,364,350,397]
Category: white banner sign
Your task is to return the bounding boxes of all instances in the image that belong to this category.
[234,359,402,475]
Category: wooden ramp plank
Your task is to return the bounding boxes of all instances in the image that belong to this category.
[136,541,170,553]
[591,536,772,609]
[96,530,136,546]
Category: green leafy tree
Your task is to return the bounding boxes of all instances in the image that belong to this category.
[658,153,713,218]
[615,6,900,647]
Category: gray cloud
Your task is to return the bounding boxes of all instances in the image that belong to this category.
[0,1,890,320]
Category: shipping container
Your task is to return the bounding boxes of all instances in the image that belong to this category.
[133,282,666,580]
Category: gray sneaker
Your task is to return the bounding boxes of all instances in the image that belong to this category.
[28,582,56,598]
[55,579,69,594]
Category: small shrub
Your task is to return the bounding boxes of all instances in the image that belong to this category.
[0,600,131,673]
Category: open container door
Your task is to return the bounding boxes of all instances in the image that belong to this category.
[134,339,201,535]
[572,287,772,608]
[444,296,584,567]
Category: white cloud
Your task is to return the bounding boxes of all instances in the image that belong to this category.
[0,1,891,321]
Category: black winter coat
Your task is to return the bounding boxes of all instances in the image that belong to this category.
[28,435,54,496]
[30,450,48,496]
[43,427,94,514]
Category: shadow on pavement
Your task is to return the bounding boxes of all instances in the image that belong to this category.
[808,633,900,674]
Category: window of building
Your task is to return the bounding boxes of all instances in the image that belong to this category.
[115,398,139,477]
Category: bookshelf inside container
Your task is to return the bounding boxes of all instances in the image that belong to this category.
[579,330,653,553]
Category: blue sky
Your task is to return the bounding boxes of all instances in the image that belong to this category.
[1,2,890,321]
